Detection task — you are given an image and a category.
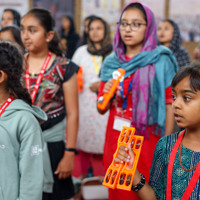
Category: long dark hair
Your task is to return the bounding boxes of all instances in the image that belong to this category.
[23,8,64,57]
[3,8,21,27]
[60,15,75,36]
[87,16,113,59]
[0,41,32,105]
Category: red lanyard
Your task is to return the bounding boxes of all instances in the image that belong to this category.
[166,130,200,200]
[25,51,52,103]
[0,96,14,116]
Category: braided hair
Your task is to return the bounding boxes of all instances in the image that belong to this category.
[0,41,32,105]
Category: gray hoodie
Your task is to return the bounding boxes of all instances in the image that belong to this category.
[0,99,47,200]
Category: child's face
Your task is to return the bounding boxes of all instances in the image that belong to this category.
[119,8,146,51]
[84,19,90,34]
[1,11,14,28]
[61,17,71,31]
[172,75,200,129]
[20,14,49,53]
[157,21,174,47]
[88,20,105,44]
[0,30,16,43]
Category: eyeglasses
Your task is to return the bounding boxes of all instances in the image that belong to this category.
[117,22,147,31]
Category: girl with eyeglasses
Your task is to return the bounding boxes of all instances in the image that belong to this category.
[97,2,178,200]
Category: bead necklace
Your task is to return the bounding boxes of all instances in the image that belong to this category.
[179,140,198,171]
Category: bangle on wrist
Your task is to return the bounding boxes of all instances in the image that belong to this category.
[65,148,78,155]
[131,173,145,192]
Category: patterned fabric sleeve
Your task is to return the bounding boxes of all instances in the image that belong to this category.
[149,135,169,199]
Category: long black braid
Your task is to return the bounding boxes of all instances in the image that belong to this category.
[0,41,32,106]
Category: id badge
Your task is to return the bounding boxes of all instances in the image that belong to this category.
[113,116,131,131]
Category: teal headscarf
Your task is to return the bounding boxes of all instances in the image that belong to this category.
[100,1,178,137]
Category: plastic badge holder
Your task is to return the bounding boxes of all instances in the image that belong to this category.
[97,68,125,110]
[77,66,83,92]
[102,127,144,191]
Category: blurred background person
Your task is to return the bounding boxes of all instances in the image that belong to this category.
[1,8,21,28]
[72,16,112,179]
[157,19,190,68]
[0,25,24,51]
[60,15,80,59]
[78,15,97,47]
[194,42,200,60]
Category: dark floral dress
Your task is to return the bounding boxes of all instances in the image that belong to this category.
[25,56,78,130]
[23,56,79,199]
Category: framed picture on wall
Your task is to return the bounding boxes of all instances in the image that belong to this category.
[81,0,121,39]
[33,0,74,30]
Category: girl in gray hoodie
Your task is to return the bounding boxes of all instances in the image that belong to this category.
[0,41,47,200]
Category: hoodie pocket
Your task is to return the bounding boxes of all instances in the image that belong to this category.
[0,186,4,200]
